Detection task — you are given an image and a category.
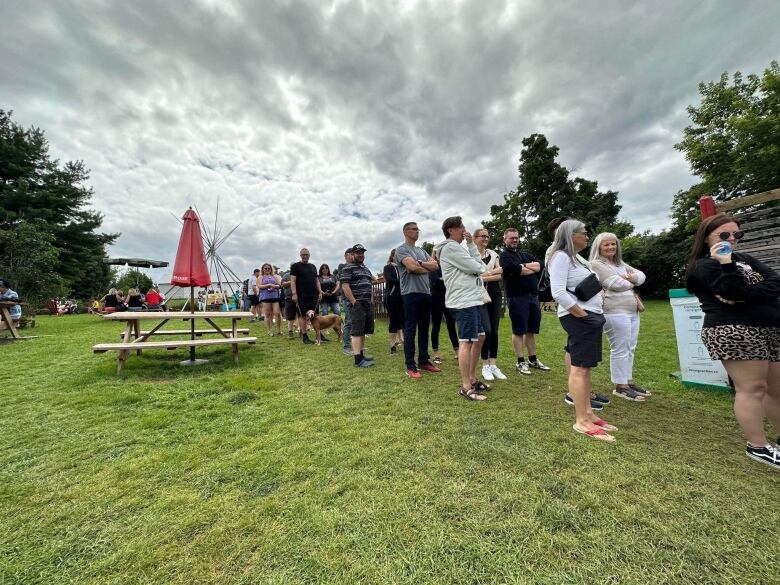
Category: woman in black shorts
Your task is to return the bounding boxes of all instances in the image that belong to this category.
[686,213,780,469]
[549,219,617,442]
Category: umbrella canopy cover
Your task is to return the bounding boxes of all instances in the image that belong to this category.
[171,208,212,287]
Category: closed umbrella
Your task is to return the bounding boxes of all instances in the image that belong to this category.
[171,207,212,365]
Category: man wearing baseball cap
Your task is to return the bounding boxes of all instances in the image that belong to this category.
[340,244,377,367]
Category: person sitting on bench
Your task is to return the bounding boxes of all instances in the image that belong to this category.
[144,288,162,311]
[0,279,22,329]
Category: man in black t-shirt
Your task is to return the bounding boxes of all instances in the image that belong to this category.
[500,228,550,375]
[290,248,321,344]
[340,244,377,367]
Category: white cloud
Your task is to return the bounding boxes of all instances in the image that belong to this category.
[1,0,779,279]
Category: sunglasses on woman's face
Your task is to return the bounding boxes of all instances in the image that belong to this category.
[718,230,744,241]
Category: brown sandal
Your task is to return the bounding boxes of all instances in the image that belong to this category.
[459,386,486,401]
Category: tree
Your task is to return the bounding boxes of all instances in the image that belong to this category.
[675,61,780,205]
[112,269,153,293]
[0,109,117,299]
[0,220,68,310]
[483,134,632,258]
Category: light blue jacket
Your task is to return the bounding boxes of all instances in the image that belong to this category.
[434,239,486,309]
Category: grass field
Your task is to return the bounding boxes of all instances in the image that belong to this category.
[1,301,778,584]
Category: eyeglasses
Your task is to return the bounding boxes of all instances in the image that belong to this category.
[476,234,488,238]
[718,230,744,241]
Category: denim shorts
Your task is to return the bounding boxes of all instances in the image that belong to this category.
[451,306,485,342]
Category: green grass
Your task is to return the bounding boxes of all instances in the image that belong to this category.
[1,301,778,584]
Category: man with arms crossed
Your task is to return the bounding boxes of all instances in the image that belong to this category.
[435,217,489,400]
[500,228,551,375]
[395,221,442,379]
[340,244,376,368]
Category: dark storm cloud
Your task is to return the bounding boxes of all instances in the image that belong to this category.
[1,0,779,276]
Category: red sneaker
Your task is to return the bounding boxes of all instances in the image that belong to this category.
[406,367,422,379]
[419,363,442,373]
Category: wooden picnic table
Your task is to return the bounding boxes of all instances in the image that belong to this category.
[0,300,33,341]
[93,311,257,373]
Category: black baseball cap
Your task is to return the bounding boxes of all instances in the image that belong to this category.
[351,244,367,253]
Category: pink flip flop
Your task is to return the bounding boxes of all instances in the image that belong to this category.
[573,424,616,442]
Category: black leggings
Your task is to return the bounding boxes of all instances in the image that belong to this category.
[387,295,404,333]
[479,298,502,360]
[431,293,458,351]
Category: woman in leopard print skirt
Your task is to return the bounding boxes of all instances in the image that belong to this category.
[686,214,780,470]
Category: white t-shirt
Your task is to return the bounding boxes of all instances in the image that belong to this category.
[548,251,603,317]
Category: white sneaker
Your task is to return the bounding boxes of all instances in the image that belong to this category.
[481,365,495,381]
[490,365,507,380]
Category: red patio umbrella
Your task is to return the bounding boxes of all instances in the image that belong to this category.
[171,207,212,365]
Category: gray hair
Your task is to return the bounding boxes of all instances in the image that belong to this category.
[590,232,624,265]
[550,219,586,263]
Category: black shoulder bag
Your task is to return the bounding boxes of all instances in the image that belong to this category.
[568,258,602,302]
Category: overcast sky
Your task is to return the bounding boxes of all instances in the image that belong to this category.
[2,0,779,279]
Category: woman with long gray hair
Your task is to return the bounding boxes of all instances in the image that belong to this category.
[590,232,650,401]
[549,219,617,442]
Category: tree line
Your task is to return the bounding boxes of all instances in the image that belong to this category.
[1,61,778,306]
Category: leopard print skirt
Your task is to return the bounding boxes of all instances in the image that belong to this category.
[701,325,780,362]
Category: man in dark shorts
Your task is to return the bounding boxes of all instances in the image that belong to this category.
[247,268,261,322]
[340,244,376,367]
[291,248,320,344]
[500,227,551,375]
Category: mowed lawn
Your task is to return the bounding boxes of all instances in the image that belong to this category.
[1,301,778,585]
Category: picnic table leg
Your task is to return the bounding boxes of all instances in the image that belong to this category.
[117,320,134,374]
[1,307,21,339]
[232,318,239,364]
[133,320,142,355]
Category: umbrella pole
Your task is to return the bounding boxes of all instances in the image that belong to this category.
[181,285,207,366]
[190,286,195,362]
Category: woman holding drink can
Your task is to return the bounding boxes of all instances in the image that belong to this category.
[685,214,780,470]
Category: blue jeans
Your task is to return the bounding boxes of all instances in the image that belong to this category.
[320,301,340,316]
[402,293,432,369]
[340,297,352,349]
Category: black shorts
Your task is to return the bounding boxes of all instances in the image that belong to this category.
[350,300,374,337]
[559,311,606,368]
[508,294,541,335]
[261,298,280,304]
[284,300,297,321]
[248,294,260,307]
[297,297,318,316]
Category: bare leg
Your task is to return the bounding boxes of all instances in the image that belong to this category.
[512,334,525,359]
[723,360,771,445]
[469,335,485,383]
[764,362,780,435]
[523,333,537,356]
[570,366,602,430]
[351,335,365,355]
[458,341,485,400]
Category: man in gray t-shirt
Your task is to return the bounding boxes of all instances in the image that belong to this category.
[394,221,441,377]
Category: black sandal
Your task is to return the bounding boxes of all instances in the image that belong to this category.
[459,386,484,401]
[472,380,492,393]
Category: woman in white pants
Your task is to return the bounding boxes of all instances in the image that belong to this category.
[590,233,651,401]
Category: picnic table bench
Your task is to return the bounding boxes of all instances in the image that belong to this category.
[0,300,34,341]
[94,311,256,373]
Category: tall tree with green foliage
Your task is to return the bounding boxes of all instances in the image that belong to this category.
[673,60,780,230]
[0,109,117,300]
[483,134,632,258]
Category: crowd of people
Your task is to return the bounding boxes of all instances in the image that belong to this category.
[3,211,777,468]
[238,213,778,468]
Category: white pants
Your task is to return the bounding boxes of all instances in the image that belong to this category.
[604,312,640,385]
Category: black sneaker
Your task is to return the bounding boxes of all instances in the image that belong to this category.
[629,383,651,397]
[745,444,780,469]
[613,386,645,402]
[302,335,314,345]
[564,394,603,411]
[390,344,398,354]
[591,392,610,405]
